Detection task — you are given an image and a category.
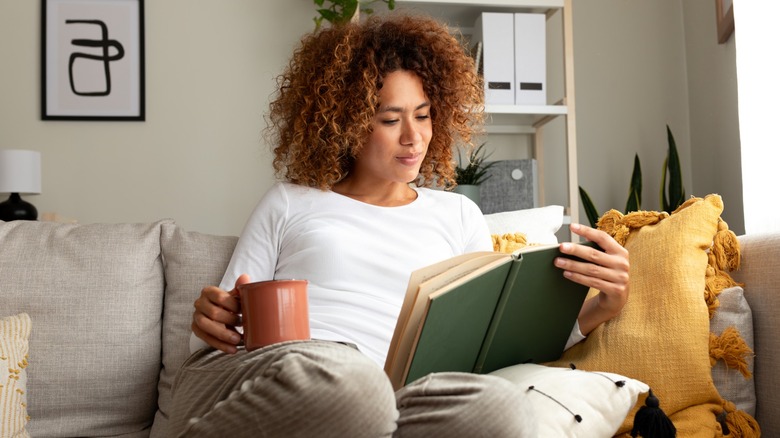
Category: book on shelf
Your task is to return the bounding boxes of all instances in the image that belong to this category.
[384,241,598,390]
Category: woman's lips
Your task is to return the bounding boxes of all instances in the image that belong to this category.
[396,153,422,166]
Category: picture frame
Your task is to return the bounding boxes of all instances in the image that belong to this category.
[42,0,145,121]
[715,0,734,44]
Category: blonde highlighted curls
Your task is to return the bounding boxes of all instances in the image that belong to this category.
[265,14,485,190]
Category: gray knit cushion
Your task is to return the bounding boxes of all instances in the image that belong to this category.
[0,220,168,437]
[710,286,756,415]
[150,223,237,438]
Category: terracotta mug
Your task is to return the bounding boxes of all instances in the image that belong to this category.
[237,279,310,351]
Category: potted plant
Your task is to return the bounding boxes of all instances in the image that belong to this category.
[579,125,686,227]
[453,142,495,207]
[312,0,395,29]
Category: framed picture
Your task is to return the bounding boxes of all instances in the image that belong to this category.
[42,0,145,121]
[715,0,734,44]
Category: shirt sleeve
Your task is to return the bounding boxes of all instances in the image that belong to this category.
[218,183,288,290]
[564,320,586,350]
[189,183,288,354]
[460,195,493,253]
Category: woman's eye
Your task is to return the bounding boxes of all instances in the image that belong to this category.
[381,119,399,125]
[416,114,430,121]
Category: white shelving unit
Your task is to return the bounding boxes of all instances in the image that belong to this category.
[395,0,579,236]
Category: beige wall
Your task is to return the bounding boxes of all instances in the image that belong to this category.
[571,0,742,234]
[0,1,312,236]
[682,0,743,234]
[0,0,743,236]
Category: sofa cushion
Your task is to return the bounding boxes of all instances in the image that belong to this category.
[483,205,563,245]
[151,223,237,438]
[0,313,32,438]
[0,220,168,437]
[490,363,650,437]
[710,285,755,415]
[545,195,748,436]
[732,233,780,433]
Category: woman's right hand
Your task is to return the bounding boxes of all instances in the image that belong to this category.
[191,273,251,354]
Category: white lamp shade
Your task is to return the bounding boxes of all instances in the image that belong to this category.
[0,149,42,195]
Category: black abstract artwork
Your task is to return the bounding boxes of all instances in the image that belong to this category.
[42,0,145,121]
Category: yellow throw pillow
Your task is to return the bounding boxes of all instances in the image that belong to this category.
[492,232,528,253]
[1,313,32,438]
[545,195,755,437]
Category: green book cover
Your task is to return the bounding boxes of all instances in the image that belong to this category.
[474,244,593,374]
[404,261,512,384]
[397,242,595,387]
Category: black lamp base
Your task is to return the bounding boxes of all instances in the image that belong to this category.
[0,193,38,221]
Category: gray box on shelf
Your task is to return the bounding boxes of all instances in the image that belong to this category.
[479,159,537,214]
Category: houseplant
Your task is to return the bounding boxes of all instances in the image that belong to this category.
[312,0,395,29]
[453,142,496,207]
[580,125,686,227]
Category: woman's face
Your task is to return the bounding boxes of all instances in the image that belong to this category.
[353,70,432,186]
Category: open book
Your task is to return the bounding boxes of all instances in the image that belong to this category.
[384,242,598,390]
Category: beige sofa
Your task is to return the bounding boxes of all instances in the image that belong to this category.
[0,219,777,437]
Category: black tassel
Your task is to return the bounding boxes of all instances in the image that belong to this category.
[631,389,676,437]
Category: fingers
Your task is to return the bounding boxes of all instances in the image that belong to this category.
[192,285,243,354]
[555,223,630,296]
[557,224,631,335]
[192,318,240,354]
[569,223,625,254]
[234,273,252,290]
[196,285,241,318]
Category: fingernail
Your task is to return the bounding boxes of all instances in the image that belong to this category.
[231,333,241,343]
[571,223,581,231]
[561,243,572,251]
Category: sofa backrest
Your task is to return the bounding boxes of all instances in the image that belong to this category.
[0,220,239,438]
[0,220,168,437]
[152,223,237,437]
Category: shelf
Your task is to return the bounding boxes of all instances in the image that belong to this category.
[486,104,566,115]
[395,0,580,239]
[394,0,563,27]
[396,0,563,5]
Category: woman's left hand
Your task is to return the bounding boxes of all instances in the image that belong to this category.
[554,223,630,336]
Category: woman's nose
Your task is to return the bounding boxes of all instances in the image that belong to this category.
[400,121,421,145]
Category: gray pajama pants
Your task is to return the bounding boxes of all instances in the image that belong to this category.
[169,340,536,437]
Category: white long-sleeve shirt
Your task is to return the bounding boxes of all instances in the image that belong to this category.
[190,182,583,365]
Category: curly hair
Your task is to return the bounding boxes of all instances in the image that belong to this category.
[266,14,484,190]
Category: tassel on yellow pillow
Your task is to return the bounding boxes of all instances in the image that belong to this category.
[491,232,529,253]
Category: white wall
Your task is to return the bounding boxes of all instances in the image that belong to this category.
[569,0,743,235]
[734,2,780,234]
[0,0,743,236]
[572,0,693,223]
[0,1,312,236]
[682,0,744,234]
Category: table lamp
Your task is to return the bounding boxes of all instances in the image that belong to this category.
[0,149,42,221]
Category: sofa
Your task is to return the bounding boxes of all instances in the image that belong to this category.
[1,217,778,437]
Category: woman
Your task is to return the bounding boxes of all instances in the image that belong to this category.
[173,14,629,437]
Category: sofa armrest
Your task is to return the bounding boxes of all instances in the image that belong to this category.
[732,233,780,435]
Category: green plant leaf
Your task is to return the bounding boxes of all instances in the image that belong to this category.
[625,190,640,214]
[455,143,495,186]
[660,156,669,212]
[317,9,340,22]
[313,0,394,28]
[666,125,685,212]
[578,186,600,228]
[625,153,642,213]
[340,0,358,23]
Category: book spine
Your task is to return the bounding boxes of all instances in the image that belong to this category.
[472,256,524,373]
